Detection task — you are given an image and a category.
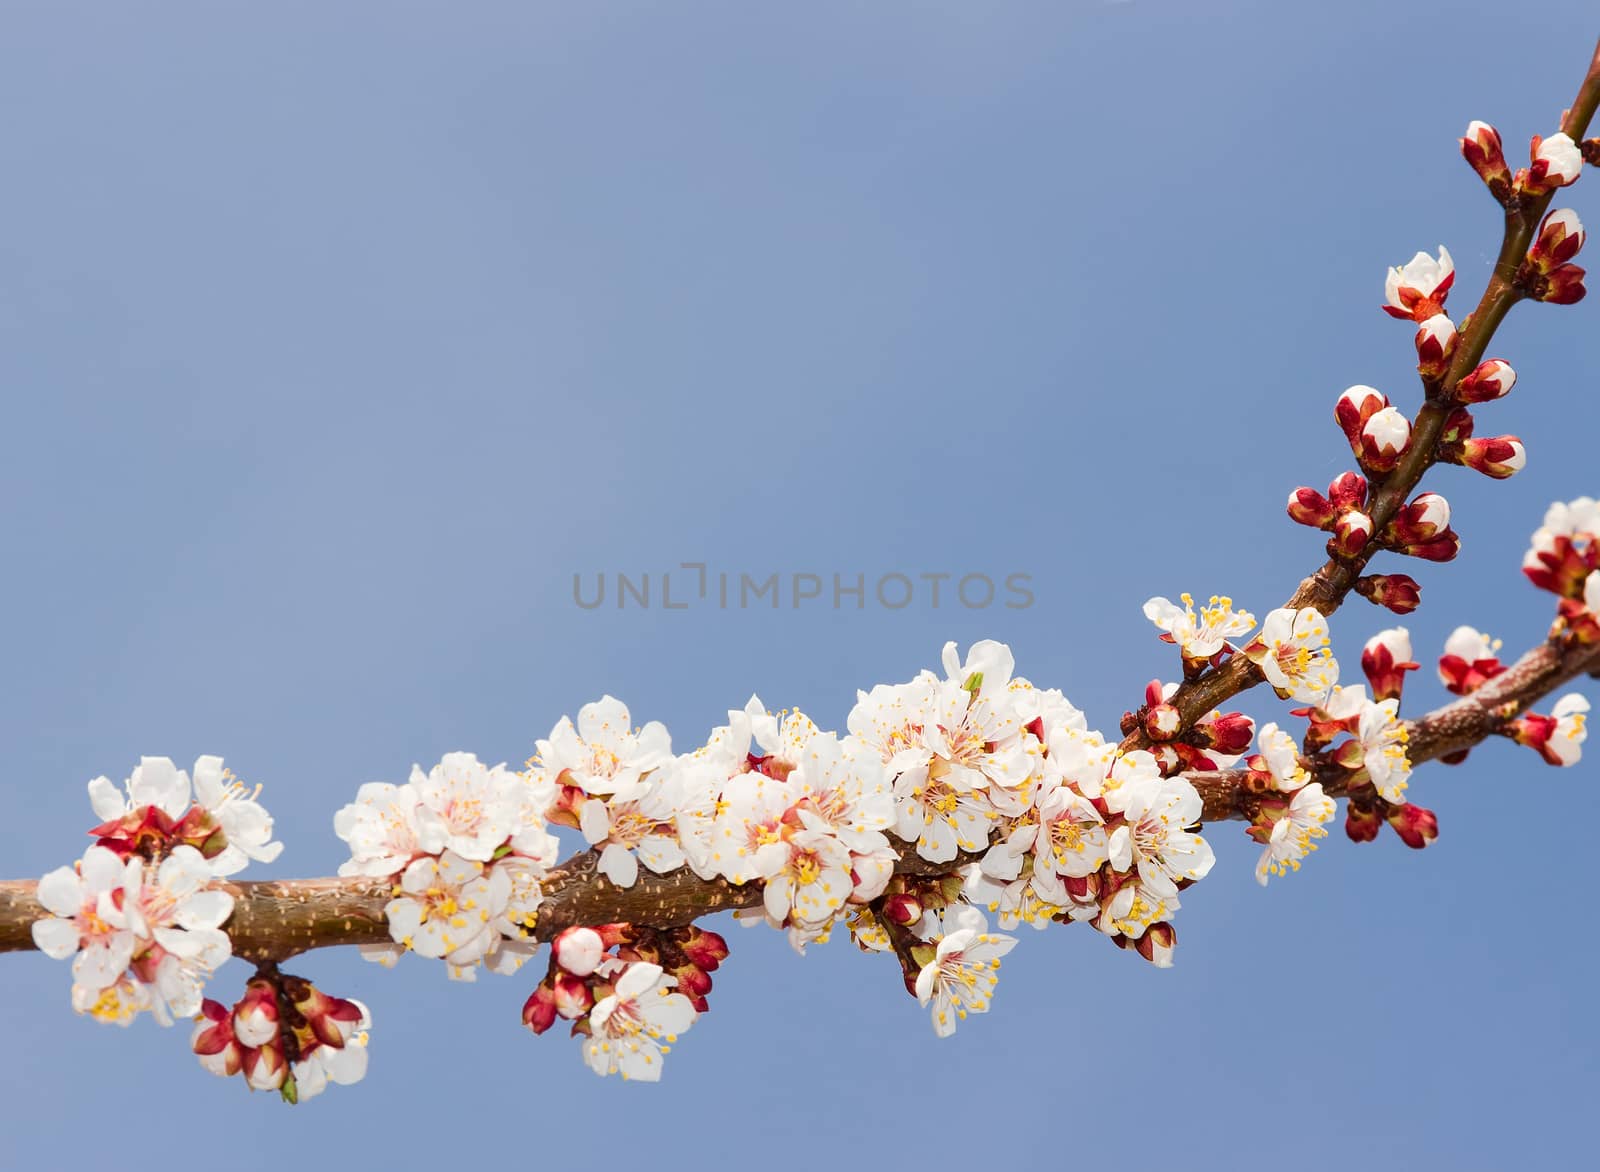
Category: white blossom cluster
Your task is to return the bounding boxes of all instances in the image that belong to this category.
[333,752,560,979]
[31,756,281,1028]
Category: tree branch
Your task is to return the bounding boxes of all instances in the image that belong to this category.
[1120,33,1600,753]
[4,633,1593,963]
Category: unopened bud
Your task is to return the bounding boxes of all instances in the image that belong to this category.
[521,983,558,1035]
[1414,313,1456,379]
[1461,120,1511,197]
[1528,208,1585,273]
[1384,803,1439,849]
[1355,573,1421,614]
[1358,407,1411,472]
[1326,473,1370,518]
[1335,385,1389,449]
[1288,486,1335,530]
[1135,921,1176,968]
[1530,262,1587,305]
[1521,132,1583,193]
[1144,703,1183,742]
[1361,627,1418,702]
[881,892,923,927]
[1345,799,1383,843]
[552,971,594,1019]
[1455,358,1516,403]
[1457,435,1526,479]
[554,926,605,976]
[674,925,730,971]
[1192,710,1255,755]
[1332,510,1373,558]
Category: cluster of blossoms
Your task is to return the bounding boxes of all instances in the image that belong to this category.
[521,923,726,1080]
[192,970,370,1102]
[23,112,1600,1097]
[30,756,281,1027]
[333,751,560,979]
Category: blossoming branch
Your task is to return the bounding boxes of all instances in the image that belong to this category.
[2,34,1599,1105]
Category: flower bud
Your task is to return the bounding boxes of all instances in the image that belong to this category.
[880,892,923,927]
[1288,485,1335,530]
[232,980,280,1048]
[1332,510,1373,558]
[521,983,559,1035]
[1384,803,1438,849]
[1383,246,1454,320]
[673,925,730,972]
[1521,132,1583,193]
[1327,471,1369,512]
[1528,208,1585,273]
[1134,922,1176,968]
[1387,492,1451,544]
[1345,799,1383,843]
[1455,357,1516,403]
[1335,385,1389,448]
[1457,435,1526,479]
[1438,625,1504,695]
[1191,709,1255,755]
[1355,574,1421,614]
[1442,411,1478,456]
[192,1000,243,1079]
[243,1042,289,1091]
[554,926,605,976]
[1461,120,1511,196]
[1361,628,1418,702]
[552,971,595,1019]
[1143,703,1182,742]
[1414,313,1457,379]
[1508,694,1590,766]
[1530,262,1587,304]
[1358,407,1412,472]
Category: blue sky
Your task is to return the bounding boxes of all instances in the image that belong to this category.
[1,2,1595,1167]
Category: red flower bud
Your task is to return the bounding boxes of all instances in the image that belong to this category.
[1332,510,1374,558]
[1531,262,1586,304]
[1461,120,1511,197]
[1355,573,1422,614]
[880,892,923,927]
[1288,486,1335,530]
[1457,435,1526,479]
[1335,385,1389,448]
[1327,471,1370,512]
[674,925,730,972]
[1345,800,1383,843]
[1455,358,1516,404]
[1361,628,1418,702]
[522,983,559,1035]
[1528,208,1585,273]
[1414,313,1457,380]
[1191,710,1255,755]
[1384,803,1439,849]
